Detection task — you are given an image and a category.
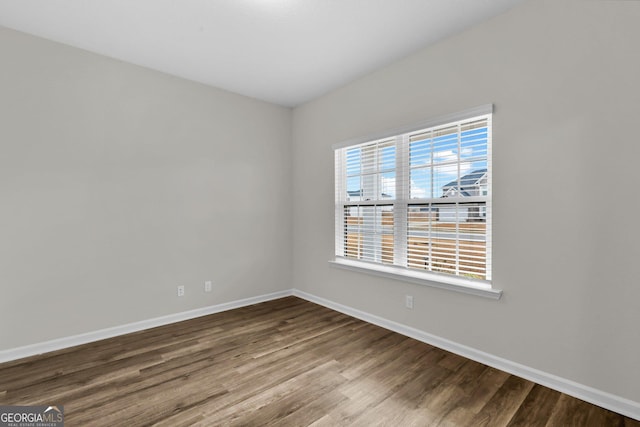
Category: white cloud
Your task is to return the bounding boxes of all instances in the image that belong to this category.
[381,175,396,197]
[461,147,474,157]
[433,149,456,161]
[432,149,472,177]
[410,179,428,198]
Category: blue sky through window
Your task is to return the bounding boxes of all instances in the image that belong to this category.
[409,124,488,198]
[344,124,486,200]
[346,143,396,200]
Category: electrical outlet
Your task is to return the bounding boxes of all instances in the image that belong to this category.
[405,295,414,309]
[204,281,212,292]
[177,285,185,297]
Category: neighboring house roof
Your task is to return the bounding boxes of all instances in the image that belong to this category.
[442,168,487,196]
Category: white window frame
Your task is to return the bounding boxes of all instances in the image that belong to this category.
[331,105,502,300]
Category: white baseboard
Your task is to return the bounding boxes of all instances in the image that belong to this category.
[0,289,293,364]
[292,289,640,421]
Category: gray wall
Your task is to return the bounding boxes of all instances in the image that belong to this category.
[0,27,292,350]
[292,0,640,403]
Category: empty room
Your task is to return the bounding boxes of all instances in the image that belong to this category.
[1,0,639,425]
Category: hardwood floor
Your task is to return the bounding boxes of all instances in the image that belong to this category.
[0,296,637,426]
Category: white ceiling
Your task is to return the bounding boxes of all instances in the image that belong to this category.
[0,0,525,107]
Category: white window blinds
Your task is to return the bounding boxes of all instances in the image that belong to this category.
[335,107,492,283]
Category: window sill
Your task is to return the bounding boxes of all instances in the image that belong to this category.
[328,258,502,300]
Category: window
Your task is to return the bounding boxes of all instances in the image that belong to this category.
[333,105,500,298]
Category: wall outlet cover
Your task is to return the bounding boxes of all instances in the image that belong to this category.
[405,295,414,309]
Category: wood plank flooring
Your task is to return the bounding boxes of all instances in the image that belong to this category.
[0,296,637,426]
